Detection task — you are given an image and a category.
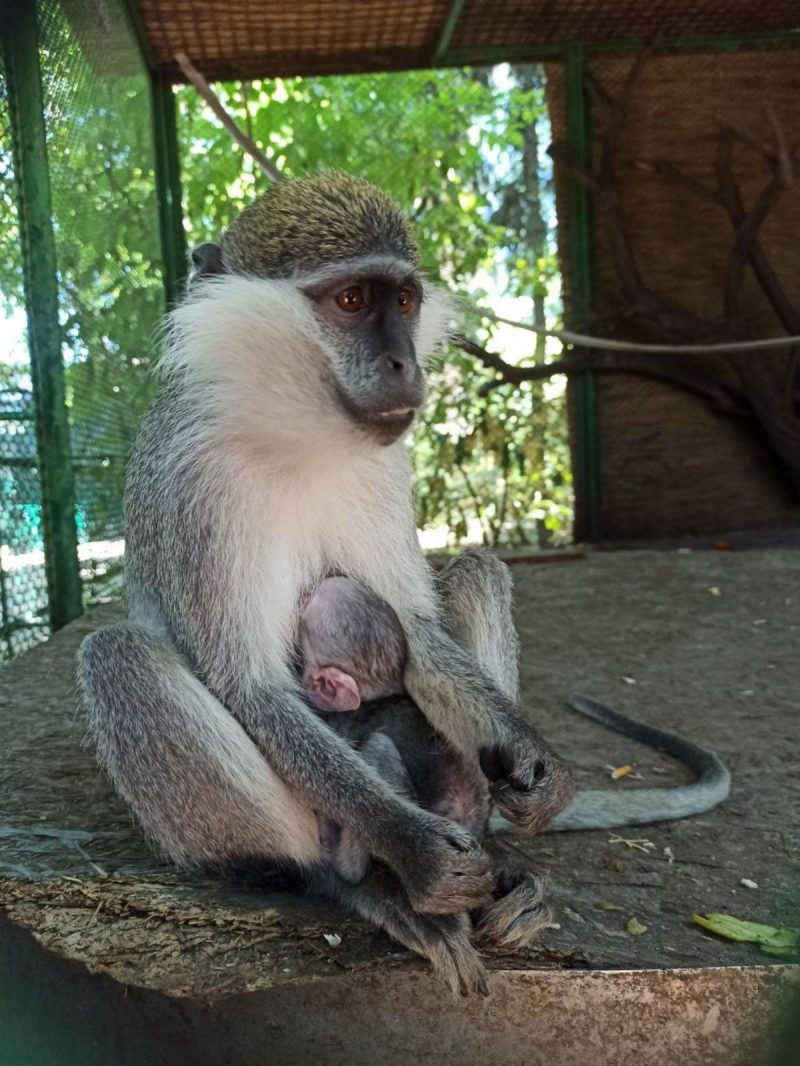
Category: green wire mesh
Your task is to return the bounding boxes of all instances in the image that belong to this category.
[0,60,50,661]
[38,0,165,603]
[0,0,166,661]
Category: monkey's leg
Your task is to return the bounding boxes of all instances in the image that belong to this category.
[436,547,520,700]
[403,549,574,834]
[311,863,489,997]
[430,558,557,947]
[81,624,492,914]
[322,731,416,885]
[79,623,322,867]
[81,632,484,991]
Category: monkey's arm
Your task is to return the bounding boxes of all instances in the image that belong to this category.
[402,617,575,833]
[490,696,731,833]
[221,683,493,913]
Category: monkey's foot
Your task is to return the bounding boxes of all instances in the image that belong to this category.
[473,868,553,951]
[323,864,488,996]
[392,909,489,998]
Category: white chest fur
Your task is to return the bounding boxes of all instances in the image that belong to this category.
[225,442,437,683]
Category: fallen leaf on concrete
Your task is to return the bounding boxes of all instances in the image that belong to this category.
[610,764,634,780]
[692,913,798,958]
[626,917,648,935]
[594,900,623,911]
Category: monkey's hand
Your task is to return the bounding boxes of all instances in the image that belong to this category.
[479,733,574,834]
[392,812,493,915]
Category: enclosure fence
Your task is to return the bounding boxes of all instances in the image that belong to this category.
[0,0,166,662]
[0,55,46,660]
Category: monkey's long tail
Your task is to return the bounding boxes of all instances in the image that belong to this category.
[491,695,731,833]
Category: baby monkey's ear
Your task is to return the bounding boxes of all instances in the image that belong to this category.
[306,667,361,713]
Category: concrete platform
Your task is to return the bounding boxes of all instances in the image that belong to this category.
[1,549,798,1063]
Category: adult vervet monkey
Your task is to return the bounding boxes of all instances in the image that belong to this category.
[78,174,575,995]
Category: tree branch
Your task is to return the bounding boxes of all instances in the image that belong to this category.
[175,53,282,182]
[455,335,744,414]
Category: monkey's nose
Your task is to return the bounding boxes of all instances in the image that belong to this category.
[384,351,410,373]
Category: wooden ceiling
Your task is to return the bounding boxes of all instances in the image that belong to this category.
[133,1,800,80]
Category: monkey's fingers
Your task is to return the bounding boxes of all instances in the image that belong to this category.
[408,860,495,914]
[490,780,558,834]
[485,741,575,835]
[405,825,494,915]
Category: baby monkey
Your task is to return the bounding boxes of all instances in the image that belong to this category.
[298,577,489,883]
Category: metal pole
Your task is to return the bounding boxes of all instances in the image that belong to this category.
[3,3,83,630]
[565,45,602,543]
[151,72,188,308]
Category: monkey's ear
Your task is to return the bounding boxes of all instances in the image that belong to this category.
[306,667,362,713]
[189,243,227,282]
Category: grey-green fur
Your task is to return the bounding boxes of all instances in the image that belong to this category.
[221,173,419,278]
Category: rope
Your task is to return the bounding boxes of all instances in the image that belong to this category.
[479,310,800,354]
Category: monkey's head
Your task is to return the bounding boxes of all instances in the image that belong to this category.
[188,174,450,446]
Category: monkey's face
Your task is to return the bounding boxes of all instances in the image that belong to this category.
[302,257,427,446]
[186,177,453,449]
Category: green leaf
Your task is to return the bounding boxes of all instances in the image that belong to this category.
[692,913,799,957]
[626,917,648,935]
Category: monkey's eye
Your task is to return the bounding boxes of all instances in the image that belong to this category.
[336,286,366,313]
[398,289,416,314]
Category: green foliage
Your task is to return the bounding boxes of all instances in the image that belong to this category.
[177,67,571,547]
[0,53,571,560]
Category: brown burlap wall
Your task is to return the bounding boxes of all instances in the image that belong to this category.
[547,49,800,541]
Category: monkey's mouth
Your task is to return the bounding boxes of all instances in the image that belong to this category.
[358,407,416,442]
[367,407,415,427]
[326,372,421,444]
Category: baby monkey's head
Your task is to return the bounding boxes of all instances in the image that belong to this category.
[298,576,408,713]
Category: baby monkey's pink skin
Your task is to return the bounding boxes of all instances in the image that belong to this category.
[306,665,362,713]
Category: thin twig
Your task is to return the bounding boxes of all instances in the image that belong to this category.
[715,119,778,164]
[175,52,282,182]
[765,106,794,186]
